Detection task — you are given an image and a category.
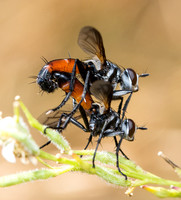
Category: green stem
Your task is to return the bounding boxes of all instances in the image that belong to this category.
[0,167,74,187]
[18,100,71,152]
[38,150,79,167]
[1,97,181,198]
[73,150,181,188]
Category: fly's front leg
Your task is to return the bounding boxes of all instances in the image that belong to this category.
[92,114,117,168]
[116,136,127,180]
[117,96,123,117]
[112,90,131,118]
[121,92,132,123]
[114,136,129,160]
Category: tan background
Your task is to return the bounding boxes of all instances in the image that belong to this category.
[1,0,181,199]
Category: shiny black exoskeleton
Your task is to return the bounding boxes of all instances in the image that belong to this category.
[37,66,59,93]
[81,80,147,179]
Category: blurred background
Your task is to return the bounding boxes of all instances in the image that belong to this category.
[1,0,181,199]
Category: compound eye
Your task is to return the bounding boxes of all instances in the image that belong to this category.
[127,68,137,86]
[127,119,136,139]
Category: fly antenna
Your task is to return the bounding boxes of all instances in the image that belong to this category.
[139,68,149,77]
[139,73,149,77]
[137,126,147,130]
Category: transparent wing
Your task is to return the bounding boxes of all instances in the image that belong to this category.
[38,104,82,128]
[78,26,106,69]
[90,80,113,110]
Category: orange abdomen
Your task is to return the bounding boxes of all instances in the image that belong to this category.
[47,59,81,74]
[60,79,93,111]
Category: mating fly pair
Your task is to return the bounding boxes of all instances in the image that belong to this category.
[36,26,149,179]
[37,26,149,127]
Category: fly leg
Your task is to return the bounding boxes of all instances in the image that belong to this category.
[46,59,78,114]
[92,132,104,168]
[120,92,132,123]
[113,136,129,160]
[79,105,90,131]
[116,136,127,180]
[112,90,132,118]
[92,114,116,168]
[117,96,123,118]
[39,113,88,149]
[60,71,90,130]
[80,133,93,158]
[84,133,93,150]
[39,140,51,149]
[101,129,128,179]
